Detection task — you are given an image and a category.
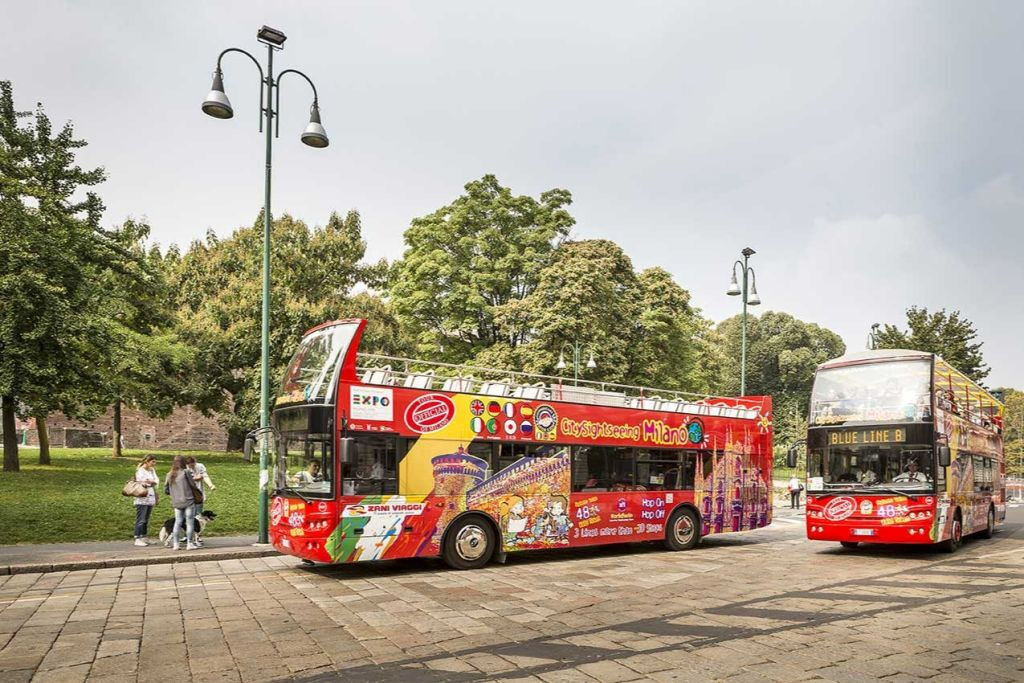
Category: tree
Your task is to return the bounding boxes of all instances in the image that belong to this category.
[717,311,846,447]
[173,210,402,447]
[517,240,641,384]
[997,388,1023,478]
[626,267,724,393]
[0,81,115,471]
[389,175,574,362]
[873,306,989,383]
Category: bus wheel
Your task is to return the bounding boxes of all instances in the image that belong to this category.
[443,516,495,570]
[839,541,859,549]
[664,508,701,551]
[941,511,963,553]
[982,507,995,539]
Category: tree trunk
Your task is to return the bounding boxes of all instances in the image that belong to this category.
[112,399,122,458]
[2,395,19,472]
[36,415,50,465]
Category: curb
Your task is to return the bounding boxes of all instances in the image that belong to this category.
[1,548,281,575]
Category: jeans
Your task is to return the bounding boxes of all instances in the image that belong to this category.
[172,506,195,547]
[193,502,203,517]
[790,491,800,508]
[134,505,153,538]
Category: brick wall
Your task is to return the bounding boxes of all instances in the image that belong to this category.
[17,405,229,451]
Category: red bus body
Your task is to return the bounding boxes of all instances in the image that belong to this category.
[267,319,774,566]
[803,350,1005,550]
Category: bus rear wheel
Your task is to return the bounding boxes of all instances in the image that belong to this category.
[982,507,995,539]
[839,541,859,549]
[442,515,496,570]
[664,508,701,551]
[941,511,963,553]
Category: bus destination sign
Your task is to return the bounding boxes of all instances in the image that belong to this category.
[828,428,906,446]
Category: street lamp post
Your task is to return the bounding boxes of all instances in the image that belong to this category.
[202,26,329,544]
[555,341,597,386]
[726,247,761,396]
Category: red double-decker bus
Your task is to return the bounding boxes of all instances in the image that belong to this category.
[264,319,773,569]
[797,349,1005,552]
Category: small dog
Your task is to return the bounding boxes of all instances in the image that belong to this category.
[159,510,217,547]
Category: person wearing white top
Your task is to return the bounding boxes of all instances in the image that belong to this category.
[788,476,802,508]
[133,456,160,546]
[893,460,930,483]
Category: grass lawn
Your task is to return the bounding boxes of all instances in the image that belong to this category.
[0,448,259,545]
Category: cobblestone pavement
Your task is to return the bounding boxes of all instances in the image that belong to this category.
[2,507,1023,682]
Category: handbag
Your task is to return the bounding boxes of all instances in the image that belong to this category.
[186,472,205,504]
[122,479,149,497]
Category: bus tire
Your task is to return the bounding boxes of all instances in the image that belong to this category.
[664,507,701,551]
[982,506,995,539]
[839,541,859,549]
[941,509,963,553]
[442,515,496,570]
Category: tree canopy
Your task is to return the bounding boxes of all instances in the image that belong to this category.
[873,306,989,383]
[389,175,574,362]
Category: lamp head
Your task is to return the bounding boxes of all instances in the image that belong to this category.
[201,70,234,119]
[586,352,597,369]
[257,25,287,47]
[301,101,329,148]
[555,352,567,371]
[747,280,761,306]
[726,271,741,296]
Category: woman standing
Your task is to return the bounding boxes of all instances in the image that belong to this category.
[133,455,159,546]
[164,455,197,550]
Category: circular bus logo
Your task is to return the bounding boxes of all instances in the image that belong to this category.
[823,496,857,522]
[404,394,455,433]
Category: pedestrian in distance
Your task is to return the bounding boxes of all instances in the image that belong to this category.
[132,455,159,546]
[788,475,802,509]
[164,455,199,550]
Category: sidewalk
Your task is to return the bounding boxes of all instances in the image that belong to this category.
[0,535,279,575]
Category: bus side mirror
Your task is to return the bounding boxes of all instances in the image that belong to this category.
[786,447,798,469]
[339,437,355,464]
[937,445,951,468]
[243,436,255,462]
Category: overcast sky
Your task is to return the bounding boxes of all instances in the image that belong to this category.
[6,1,1023,387]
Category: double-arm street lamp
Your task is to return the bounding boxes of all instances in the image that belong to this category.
[556,341,597,386]
[202,26,329,544]
[726,247,761,396]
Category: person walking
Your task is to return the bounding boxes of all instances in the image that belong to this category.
[788,475,802,509]
[164,455,198,550]
[132,455,159,546]
[185,457,213,547]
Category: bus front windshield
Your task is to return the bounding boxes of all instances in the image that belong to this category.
[810,360,931,426]
[808,444,939,492]
[277,323,357,405]
[273,432,333,499]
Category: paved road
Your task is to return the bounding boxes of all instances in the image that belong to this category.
[1,507,1023,682]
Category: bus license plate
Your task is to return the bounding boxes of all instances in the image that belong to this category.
[852,529,875,536]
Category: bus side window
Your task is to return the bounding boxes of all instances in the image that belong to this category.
[572,446,606,492]
[344,434,398,496]
[636,449,683,491]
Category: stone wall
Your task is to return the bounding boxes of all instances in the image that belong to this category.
[16,405,229,451]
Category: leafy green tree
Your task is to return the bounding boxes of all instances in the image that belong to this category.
[717,311,846,447]
[873,306,989,383]
[0,81,114,471]
[389,175,574,362]
[996,388,1023,478]
[173,210,404,447]
[96,219,200,458]
[517,240,641,384]
[627,267,724,393]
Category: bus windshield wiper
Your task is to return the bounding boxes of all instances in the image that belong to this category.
[278,486,312,503]
[864,486,920,502]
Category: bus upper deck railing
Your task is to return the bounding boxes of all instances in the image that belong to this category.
[355,353,764,420]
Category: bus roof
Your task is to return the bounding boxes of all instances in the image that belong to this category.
[817,349,1003,408]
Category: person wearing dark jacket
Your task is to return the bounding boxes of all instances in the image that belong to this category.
[164,455,198,550]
